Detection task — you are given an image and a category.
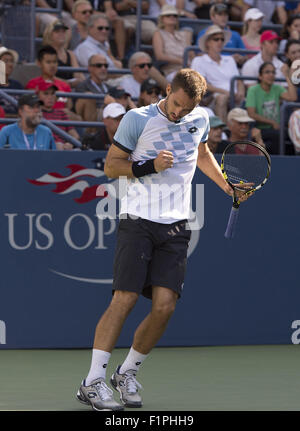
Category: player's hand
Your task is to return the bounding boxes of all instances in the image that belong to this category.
[234,183,255,202]
[154,150,174,172]
[224,183,254,202]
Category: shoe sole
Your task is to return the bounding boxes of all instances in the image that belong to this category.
[76,389,124,411]
[110,377,143,408]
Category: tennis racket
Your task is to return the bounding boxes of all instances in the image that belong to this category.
[221,140,271,239]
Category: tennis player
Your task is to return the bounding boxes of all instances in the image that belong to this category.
[76,68,251,411]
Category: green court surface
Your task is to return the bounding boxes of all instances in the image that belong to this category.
[0,345,299,411]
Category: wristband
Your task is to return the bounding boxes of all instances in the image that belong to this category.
[132,159,157,178]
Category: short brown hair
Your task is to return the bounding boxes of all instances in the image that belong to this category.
[170,68,207,103]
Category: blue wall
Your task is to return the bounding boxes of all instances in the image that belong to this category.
[0,150,299,348]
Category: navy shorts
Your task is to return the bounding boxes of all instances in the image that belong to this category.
[112,215,191,300]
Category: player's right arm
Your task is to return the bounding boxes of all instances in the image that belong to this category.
[104,144,174,178]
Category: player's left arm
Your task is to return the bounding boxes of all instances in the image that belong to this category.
[197,142,232,196]
[197,143,253,203]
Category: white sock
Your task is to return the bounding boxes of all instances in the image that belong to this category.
[85,349,111,386]
[119,347,148,374]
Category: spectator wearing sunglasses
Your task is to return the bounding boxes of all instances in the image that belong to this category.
[75,54,114,123]
[74,13,122,69]
[119,52,154,99]
[69,0,94,50]
[196,3,246,67]
[191,25,245,123]
[137,78,161,107]
[152,5,194,82]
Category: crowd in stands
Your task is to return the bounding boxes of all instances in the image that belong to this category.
[1,0,300,155]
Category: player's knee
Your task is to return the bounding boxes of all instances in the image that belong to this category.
[152,300,177,320]
[111,290,139,314]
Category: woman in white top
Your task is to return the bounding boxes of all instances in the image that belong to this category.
[152,4,193,82]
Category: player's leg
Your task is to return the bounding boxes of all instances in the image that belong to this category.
[77,216,153,410]
[110,219,191,407]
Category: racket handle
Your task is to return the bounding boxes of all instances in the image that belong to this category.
[224,206,240,239]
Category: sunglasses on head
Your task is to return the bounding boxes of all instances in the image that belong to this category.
[147,89,160,95]
[90,63,108,68]
[136,62,152,69]
[212,37,225,42]
[81,9,93,14]
[97,26,109,31]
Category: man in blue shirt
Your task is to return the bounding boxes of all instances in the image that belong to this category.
[196,3,246,67]
[0,94,55,150]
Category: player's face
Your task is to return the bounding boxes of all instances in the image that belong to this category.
[39,54,58,77]
[164,85,197,122]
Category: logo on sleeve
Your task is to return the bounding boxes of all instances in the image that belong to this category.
[188,127,197,134]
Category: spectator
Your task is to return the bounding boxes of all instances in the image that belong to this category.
[246,61,297,154]
[75,54,114,121]
[119,51,154,99]
[37,81,80,150]
[288,109,300,154]
[279,14,300,52]
[149,0,196,18]
[69,0,93,50]
[152,5,194,82]
[108,86,136,110]
[206,115,228,154]
[43,19,85,87]
[191,25,245,122]
[241,30,286,87]
[242,8,265,56]
[35,0,75,36]
[74,13,122,69]
[0,47,23,116]
[112,0,156,44]
[242,0,287,26]
[26,46,72,112]
[82,102,126,149]
[137,78,161,107]
[196,3,246,66]
[0,94,55,150]
[224,107,266,154]
[87,1,128,63]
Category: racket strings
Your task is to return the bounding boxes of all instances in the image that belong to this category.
[223,150,269,189]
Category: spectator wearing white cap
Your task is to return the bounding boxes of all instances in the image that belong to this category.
[152,5,194,82]
[224,107,266,154]
[191,25,245,123]
[242,0,287,25]
[242,8,265,57]
[82,102,126,150]
[241,30,286,87]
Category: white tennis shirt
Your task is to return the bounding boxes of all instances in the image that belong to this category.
[113,102,210,223]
